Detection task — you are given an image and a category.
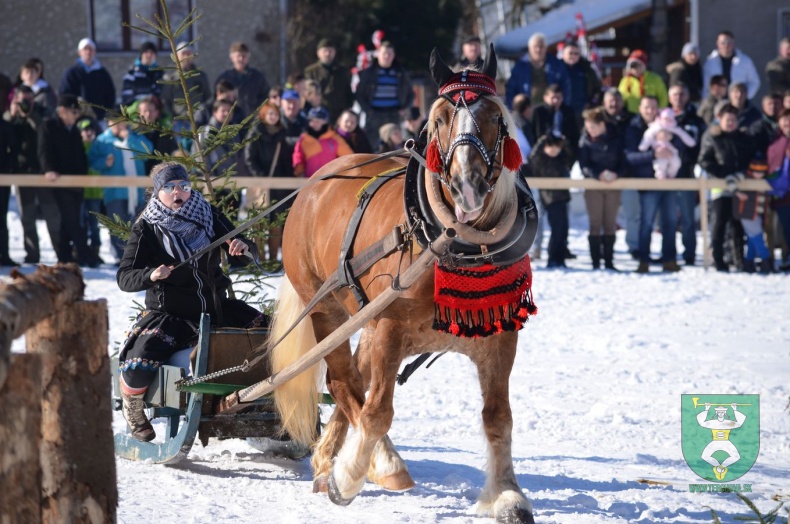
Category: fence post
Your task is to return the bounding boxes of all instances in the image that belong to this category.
[26,299,117,524]
[699,177,710,271]
[0,354,43,524]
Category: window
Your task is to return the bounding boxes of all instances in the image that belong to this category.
[89,0,193,52]
[780,8,790,43]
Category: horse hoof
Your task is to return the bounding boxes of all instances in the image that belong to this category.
[496,507,535,524]
[313,476,328,493]
[369,470,415,492]
[327,472,356,506]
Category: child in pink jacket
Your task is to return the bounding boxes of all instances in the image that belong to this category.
[638,108,696,179]
[293,106,353,177]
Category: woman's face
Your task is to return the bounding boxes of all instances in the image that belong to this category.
[337,113,357,133]
[158,180,192,210]
[262,107,280,126]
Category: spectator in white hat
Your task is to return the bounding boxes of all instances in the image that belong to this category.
[58,38,116,121]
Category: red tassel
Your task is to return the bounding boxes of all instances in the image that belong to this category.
[426,139,443,173]
[449,322,460,336]
[502,136,522,171]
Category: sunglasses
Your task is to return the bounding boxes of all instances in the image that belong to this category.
[161,182,192,194]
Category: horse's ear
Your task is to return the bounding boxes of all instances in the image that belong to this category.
[482,43,497,80]
[430,47,454,88]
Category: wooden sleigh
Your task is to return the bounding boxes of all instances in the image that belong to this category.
[111,313,305,465]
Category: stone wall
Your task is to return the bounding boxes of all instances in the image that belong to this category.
[0,0,287,112]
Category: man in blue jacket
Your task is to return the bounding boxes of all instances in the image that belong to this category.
[506,33,570,109]
[59,38,116,122]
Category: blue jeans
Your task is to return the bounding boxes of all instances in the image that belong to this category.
[620,189,640,252]
[638,190,679,263]
[677,190,697,263]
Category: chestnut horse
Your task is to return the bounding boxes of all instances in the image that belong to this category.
[269,47,535,523]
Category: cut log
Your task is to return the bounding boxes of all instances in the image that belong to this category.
[0,354,43,524]
[26,299,117,524]
[0,264,85,389]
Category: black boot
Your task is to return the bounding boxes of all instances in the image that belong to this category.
[742,259,756,274]
[588,235,602,270]
[603,235,618,271]
[759,259,773,274]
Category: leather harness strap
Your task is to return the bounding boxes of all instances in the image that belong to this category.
[337,168,405,309]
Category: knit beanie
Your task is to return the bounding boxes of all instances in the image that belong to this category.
[152,163,189,194]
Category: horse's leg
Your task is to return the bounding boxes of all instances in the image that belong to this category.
[328,320,403,505]
[471,333,534,524]
[353,328,415,492]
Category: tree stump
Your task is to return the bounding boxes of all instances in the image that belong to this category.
[26,299,117,524]
[0,354,43,524]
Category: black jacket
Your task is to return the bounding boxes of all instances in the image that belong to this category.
[245,123,293,178]
[524,135,573,206]
[0,119,18,173]
[121,61,164,105]
[3,111,39,173]
[303,61,354,122]
[674,107,706,178]
[578,125,625,179]
[532,103,580,161]
[117,206,258,323]
[698,125,755,179]
[37,116,87,194]
[667,60,703,102]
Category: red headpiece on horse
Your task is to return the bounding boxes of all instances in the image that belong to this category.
[426,45,522,175]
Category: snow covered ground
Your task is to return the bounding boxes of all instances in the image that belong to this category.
[4,193,789,524]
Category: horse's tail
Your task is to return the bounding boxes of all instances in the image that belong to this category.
[269,276,322,447]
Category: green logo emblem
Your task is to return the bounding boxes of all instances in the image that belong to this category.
[681,395,759,482]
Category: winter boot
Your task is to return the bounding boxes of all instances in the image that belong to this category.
[759,259,773,274]
[742,259,756,274]
[588,235,602,270]
[602,235,618,271]
[122,391,155,442]
[662,260,682,272]
[635,261,650,274]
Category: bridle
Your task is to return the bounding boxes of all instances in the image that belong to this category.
[431,70,511,192]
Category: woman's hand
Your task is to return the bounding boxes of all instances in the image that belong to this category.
[226,239,250,257]
[150,264,173,282]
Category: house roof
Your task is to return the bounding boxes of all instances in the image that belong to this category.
[494,0,651,58]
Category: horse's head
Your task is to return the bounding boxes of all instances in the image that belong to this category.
[425,45,521,227]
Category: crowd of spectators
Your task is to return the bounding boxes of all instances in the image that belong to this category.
[0,29,789,273]
[507,31,790,274]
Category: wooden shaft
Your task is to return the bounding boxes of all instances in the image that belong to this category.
[220,229,457,413]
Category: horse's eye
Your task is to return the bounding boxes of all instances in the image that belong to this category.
[435,118,444,127]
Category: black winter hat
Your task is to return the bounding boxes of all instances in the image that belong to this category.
[58,94,81,110]
[140,42,158,55]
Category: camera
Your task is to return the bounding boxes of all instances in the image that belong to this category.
[17,99,31,114]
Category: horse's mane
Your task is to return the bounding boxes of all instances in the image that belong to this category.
[427,94,517,231]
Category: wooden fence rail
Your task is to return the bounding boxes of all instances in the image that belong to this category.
[0,175,773,270]
[0,265,116,523]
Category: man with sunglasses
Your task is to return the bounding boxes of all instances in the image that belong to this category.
[37,94,99,267]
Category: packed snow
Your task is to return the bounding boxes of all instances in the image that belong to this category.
[4,192,789,524]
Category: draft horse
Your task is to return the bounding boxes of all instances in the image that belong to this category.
[269,46,537,523]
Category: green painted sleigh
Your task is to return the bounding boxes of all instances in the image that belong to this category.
[111,313,304,464]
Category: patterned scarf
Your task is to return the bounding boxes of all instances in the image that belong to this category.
[141,191,214,262]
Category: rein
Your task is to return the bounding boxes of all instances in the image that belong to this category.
[172,148,409,270]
